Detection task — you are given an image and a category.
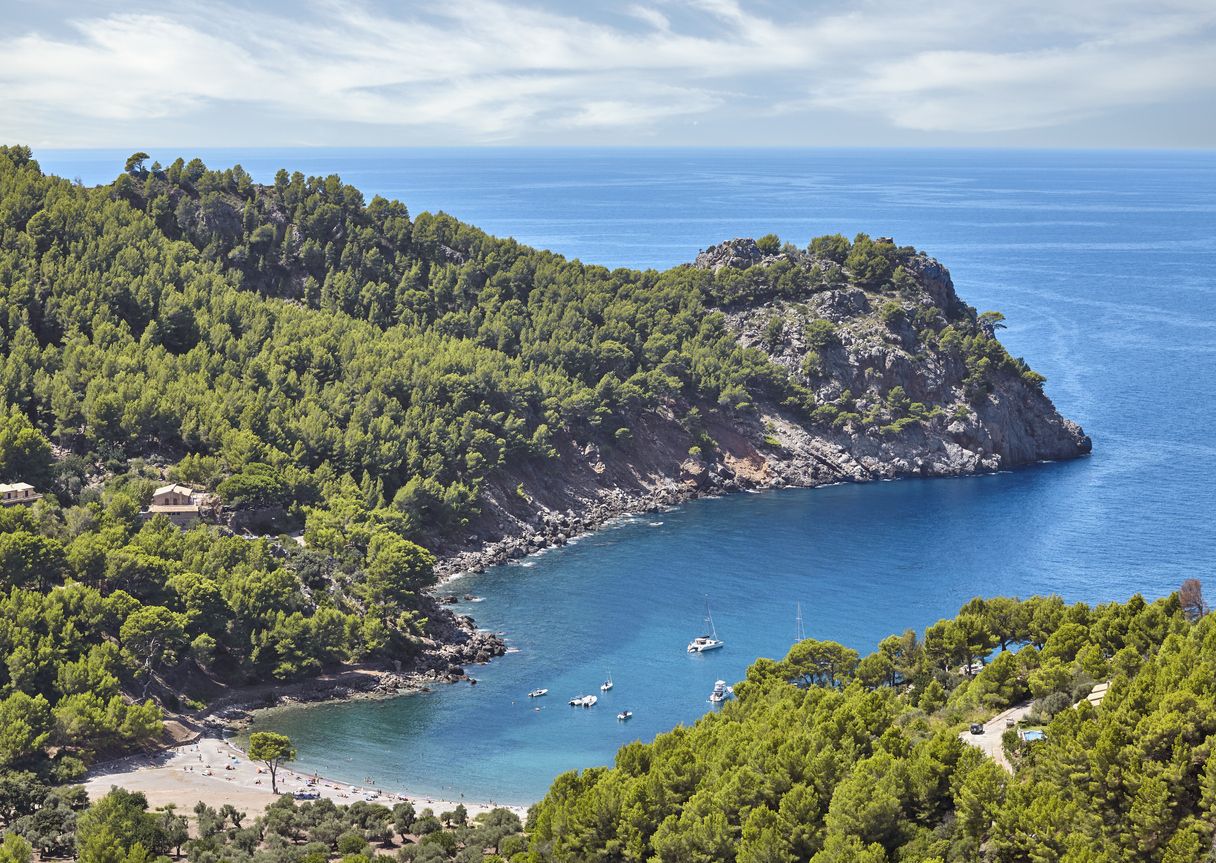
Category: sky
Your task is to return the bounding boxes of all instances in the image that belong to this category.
[1,0,1214,149]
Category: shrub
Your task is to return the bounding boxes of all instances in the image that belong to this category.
[421,831,456,853]
[918,679,946,712]
[880,417,918,436]
[412,815,441,835]
[1034,691,1072,722]
[761,315,784,351]
[880,301,906,328]
[846,233,896,288]
[802,318,838,351]
[216,463,291,508]
[1001,727,1024,761]
[755,233,781,254]
[811,404,839,426]
[337,832,369,855]
[808,233,851,264]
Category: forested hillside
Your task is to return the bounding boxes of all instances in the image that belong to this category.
[0,146,1086,555]
[0,145,1088,781]
[528,586,1216,863]
[1,146,790,537]
[0,407,450,781]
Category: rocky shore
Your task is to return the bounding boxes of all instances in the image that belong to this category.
[435,480,714,579]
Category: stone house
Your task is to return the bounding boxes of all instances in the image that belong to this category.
[0,482,41,506]
[142,483,201,526]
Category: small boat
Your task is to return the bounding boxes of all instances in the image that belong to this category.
[568,695,598,707]
[600,672,613,692]
[688,598,725,653]
[528,689,548,698]
[708,679,734,704]
[617,710,633,721]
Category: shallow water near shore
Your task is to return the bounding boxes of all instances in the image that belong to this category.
[43,147,1216,805]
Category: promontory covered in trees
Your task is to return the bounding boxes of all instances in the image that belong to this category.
[0,146,1088,777]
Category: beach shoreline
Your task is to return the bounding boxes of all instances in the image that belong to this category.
[84,735,529,820]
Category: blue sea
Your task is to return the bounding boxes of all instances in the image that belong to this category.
[40,147,1216,805]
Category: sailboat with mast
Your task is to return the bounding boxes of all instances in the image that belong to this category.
[795,602,806,643]
[687,597,725,653]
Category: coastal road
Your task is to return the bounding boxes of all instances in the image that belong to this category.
[959,701,1032,772]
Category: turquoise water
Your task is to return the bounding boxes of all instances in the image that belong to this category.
[40,148,1216,804]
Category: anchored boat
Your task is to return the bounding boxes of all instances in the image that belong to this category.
[687,598,724,653]
[568,694,598,707]
[528,688,548,698]
[708,679,734,704]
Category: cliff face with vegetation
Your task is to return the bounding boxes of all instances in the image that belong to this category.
[445,235,1088,571]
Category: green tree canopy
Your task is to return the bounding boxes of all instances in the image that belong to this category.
[247,731,296,793]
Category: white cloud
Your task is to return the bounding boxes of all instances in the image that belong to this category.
[807,3,1216,133]
[627,5,671,32]
[0,0,1211,146]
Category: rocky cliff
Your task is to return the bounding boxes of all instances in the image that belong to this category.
[433,237,1090,574]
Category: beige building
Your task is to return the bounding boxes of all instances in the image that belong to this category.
[0,482,41,506]
[142,483,201,526]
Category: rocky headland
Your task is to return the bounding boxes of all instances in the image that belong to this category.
[432,237,1090,577]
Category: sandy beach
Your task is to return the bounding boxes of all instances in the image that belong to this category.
[85,737,528,820]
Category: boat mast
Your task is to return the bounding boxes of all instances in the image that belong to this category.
[704,596,716,638]
[795,602,806,643]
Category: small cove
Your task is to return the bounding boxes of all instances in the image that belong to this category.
[38,146,1209,805]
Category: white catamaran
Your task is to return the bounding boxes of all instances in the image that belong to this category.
[687,598,724,653]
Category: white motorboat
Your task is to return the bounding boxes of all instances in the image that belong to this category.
[708,679,734,704]
[600,672,613,692]
[529,688,548,698]
[569,695,598,707]
[617,710,632,721]
[687,598,724,653]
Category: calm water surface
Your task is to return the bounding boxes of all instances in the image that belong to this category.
[42,148,1216,804]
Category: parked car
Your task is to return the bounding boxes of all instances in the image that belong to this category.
[969,722,984,735]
